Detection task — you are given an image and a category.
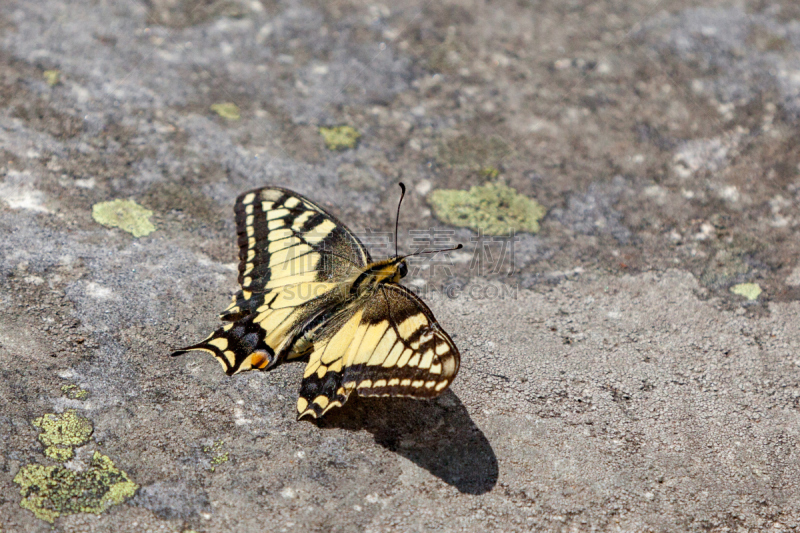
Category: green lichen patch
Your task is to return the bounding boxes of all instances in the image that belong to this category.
[92,199,155,237]
[437,135,510,170]
[211,452,229,467]
[203,439,229,471]
[61,384,89,401]
[13,452,139,523]
[43,70,61,86]
[210,102,241,120]
[33,410,93,461]
[319,126,361,151]
[428,183,546,235]
[731,283,762,300]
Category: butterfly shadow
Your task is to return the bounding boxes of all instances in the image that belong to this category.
[319,391,498,495]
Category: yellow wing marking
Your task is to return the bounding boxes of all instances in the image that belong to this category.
[297,397,308,412]
[313,395,329,409]
[367,327,396,366]
[382,342,405,367]
[268,236,301,254]
[263,272,318,290]
[208,338,228,350]
[396,348,413,368]
[266,208,290,220]
[292,211,314,228]
[305,220,337,243]
[269,228,294,241]
[343,321,375,367]
[419,349,434,369]
[320,310,363,365]
[303,338,330,378]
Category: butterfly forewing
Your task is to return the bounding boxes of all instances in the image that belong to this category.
[220,187,370,321]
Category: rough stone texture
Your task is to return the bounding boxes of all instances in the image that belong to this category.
[2,0,800,531]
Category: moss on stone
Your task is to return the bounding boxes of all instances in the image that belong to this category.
[13,452,139,523]
[61,384,89,401]
[33,410,93,461]
[92,199,155,237]
[428,183,546,235]
[210,102,241,120]
[731,283,762,300]
[43,70,61,86]
[319,126,361,151]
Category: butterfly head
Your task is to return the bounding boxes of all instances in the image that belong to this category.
[387,182,462,282]
[397,259,408,279]
[355,256,409,291]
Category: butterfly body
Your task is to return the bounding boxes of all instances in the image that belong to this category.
[173,186,460,419]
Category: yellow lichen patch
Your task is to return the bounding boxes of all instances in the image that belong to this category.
[13,452,138,524]
[43,69,61,86]
[731,283,762,300]
[61,384,89,401]
[32,410,93,462]
[45,446,76,462]
[480,166,500,179]
[428,183,546,235]
[319,125,361,151]
[210,102,241,120]
[92,199,155,237]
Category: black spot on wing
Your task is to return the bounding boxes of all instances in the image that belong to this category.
[297,370,350,419]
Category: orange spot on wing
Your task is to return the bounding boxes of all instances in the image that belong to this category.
[250,351,270,369]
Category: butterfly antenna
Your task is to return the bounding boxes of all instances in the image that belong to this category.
[395,182,406,257]
[402,243,463,259]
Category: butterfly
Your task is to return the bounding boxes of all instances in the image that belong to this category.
[172,184,462,419]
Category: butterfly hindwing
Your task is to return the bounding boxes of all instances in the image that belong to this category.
[175,282,343,374]
[172,314,276,376]
[297,284,460,419]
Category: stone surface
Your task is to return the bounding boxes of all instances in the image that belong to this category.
[2,0,800,531]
